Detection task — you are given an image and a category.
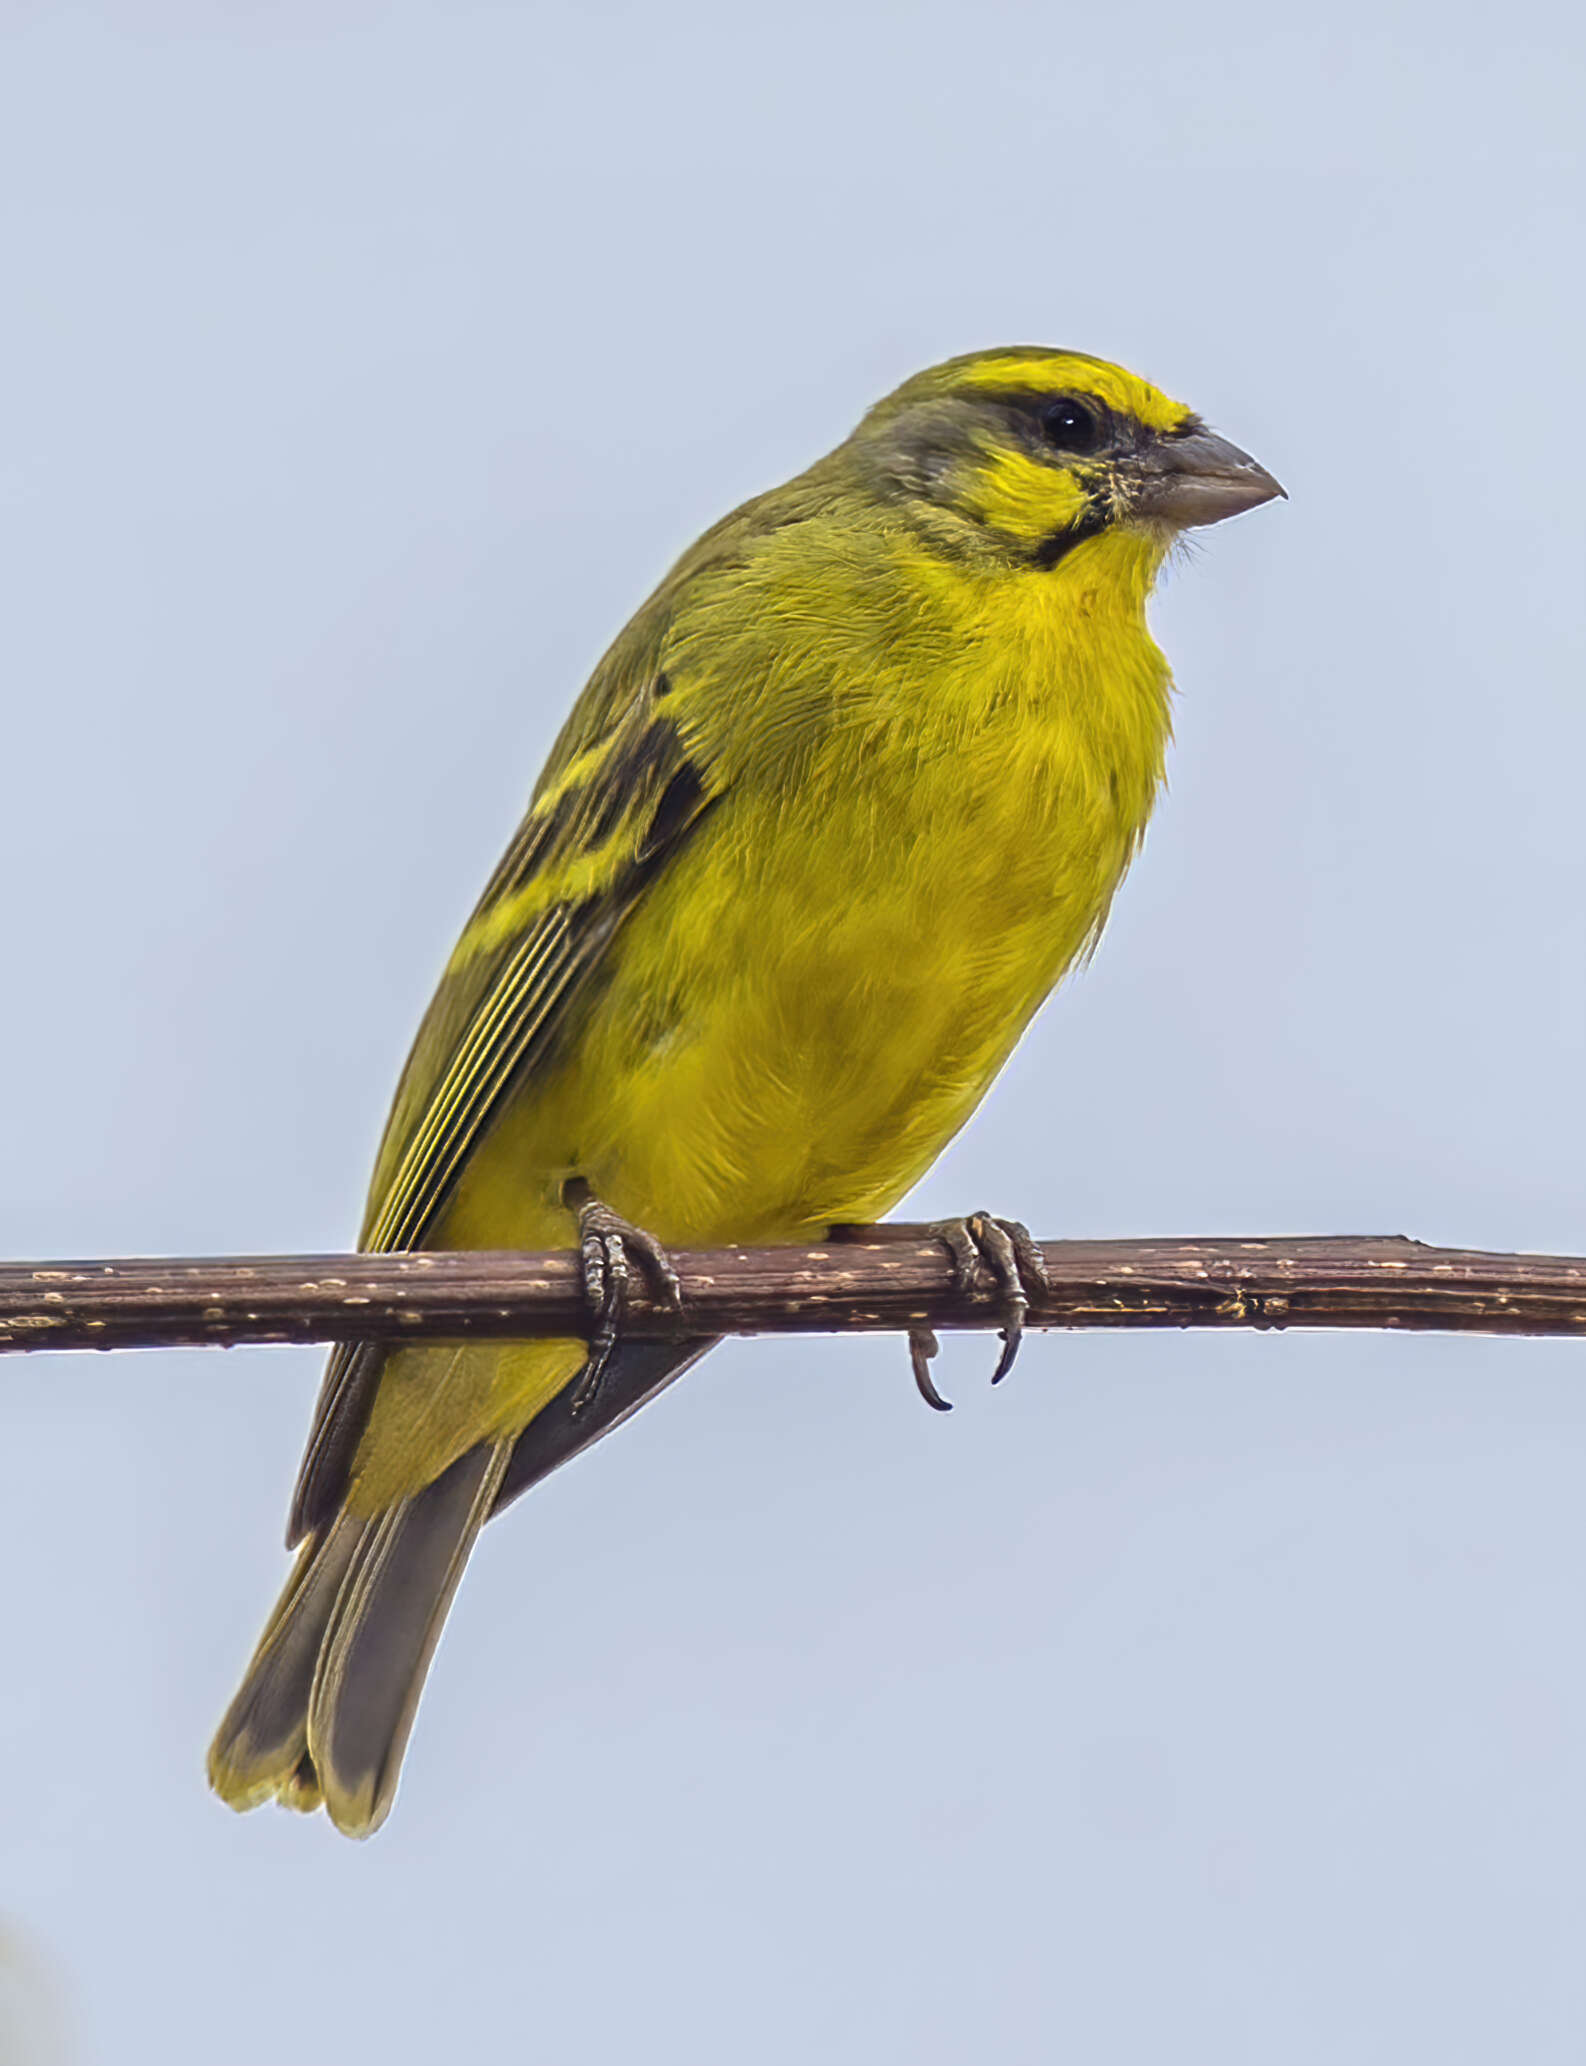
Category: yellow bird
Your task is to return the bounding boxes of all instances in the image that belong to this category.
[208,346,1282,1836]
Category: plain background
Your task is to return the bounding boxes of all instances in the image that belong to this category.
[2,2,1584,2060]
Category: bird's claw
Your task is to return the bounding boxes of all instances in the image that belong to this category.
[929,1211,1049,1386]
[566,1186,682,1419]
[908,1324,952,1411]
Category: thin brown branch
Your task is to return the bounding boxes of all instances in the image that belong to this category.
[1,1234,1584,1356]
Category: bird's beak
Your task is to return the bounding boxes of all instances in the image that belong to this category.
[1125,429,1286,528]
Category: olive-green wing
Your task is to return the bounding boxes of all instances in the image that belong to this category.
[286,674,717,1546]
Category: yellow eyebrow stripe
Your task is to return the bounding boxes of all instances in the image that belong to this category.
[951,353,1191,434]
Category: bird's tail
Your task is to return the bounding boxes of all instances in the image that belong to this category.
[207,1440,510,1837]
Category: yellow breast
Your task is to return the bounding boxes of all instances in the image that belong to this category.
[443,521,1173,1250]
[356,518,1174,1503]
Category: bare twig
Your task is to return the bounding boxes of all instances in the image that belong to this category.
[0,1234,1583,1356]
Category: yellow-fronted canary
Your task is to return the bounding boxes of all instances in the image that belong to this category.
[209,346,1283,1835]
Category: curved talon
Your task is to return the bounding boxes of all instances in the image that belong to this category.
[567,1186,682,1419]
[970,1215,1026,1384]
[989,1315,1024,1387]
[929,1210,1047,1387]
[908,1325,953,1412]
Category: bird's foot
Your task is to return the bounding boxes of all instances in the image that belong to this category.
[564,1182,682,1419]
[929,1211,1049,1387]
[826,1213,1047,1407]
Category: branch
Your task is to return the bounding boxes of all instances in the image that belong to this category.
[1,1234,1583,1356]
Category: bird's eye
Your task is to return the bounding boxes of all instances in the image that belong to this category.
[1041,397,1102,455]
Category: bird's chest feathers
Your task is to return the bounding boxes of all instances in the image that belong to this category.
[548,537,1174,1236]
[788,555,1173,954]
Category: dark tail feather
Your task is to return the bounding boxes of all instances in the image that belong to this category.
[304,1440,510,1837]
[206,1514,361,1813]
[211,1337,713,1834]
[208,1440,509,1837]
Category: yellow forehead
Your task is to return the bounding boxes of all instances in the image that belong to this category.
[949,352,1190,435]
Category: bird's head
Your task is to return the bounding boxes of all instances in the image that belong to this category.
[847,346,1283,572]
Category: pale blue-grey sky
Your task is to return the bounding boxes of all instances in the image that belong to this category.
[2,3,1584,2061]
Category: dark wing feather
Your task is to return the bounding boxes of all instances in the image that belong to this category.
[287,681,717,1546]
[492,1334,720,1517]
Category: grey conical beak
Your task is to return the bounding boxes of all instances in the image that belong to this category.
[1127,429,1286,528]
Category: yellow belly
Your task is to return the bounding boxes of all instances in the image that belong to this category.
[349,544,1173,1510]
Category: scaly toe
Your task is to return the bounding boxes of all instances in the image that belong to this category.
[930,1216,983,1293]
[1002,1217,1050,1295]
[623,1223,683,1308]
[929,1211,1045,1387]
[568,1187,682,1419]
